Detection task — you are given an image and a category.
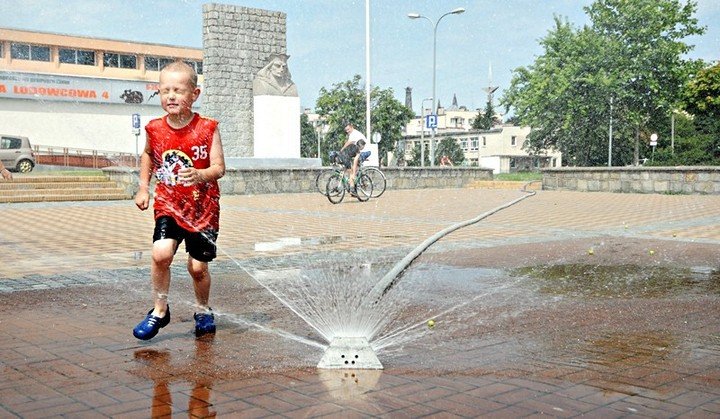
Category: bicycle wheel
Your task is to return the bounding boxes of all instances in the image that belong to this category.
[315,168,336,196]
[355,173,373,202]
[326,173,345,204]
[362,167,387,198]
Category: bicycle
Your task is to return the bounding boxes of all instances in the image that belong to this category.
[325,153,373,204]
[358,164,386,198]
[315,152,343,196]
[316,151,387,198]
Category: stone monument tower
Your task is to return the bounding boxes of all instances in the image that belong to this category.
[202,3,316,167]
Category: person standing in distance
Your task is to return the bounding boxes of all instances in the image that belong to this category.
[133,61,226,340]
[0,161,12,181]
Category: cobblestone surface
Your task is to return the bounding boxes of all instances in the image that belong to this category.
[1,188,719,417]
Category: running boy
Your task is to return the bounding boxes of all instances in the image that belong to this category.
[133,61,226,340]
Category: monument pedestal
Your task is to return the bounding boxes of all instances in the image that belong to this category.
[253,95,301,158]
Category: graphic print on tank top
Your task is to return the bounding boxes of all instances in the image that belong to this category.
[156,149,194,186]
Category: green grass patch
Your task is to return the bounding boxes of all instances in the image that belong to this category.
[494,172,542,181]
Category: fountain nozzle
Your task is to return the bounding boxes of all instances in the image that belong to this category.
[317,337,383,369]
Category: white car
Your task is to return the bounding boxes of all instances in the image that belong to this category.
[0,135,36,173]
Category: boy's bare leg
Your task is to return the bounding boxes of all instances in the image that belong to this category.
[350,155,360,188]
[150,239,176,317]
[188,257,211,311]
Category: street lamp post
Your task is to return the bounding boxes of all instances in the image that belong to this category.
[420,97,433,166]
[408,7,465,167]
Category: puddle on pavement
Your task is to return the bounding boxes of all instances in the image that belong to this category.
[253,236,345,252]
[584,331,677,368]
[513,264,720,298]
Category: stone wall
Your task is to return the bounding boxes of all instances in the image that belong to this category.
[202,3,287,157]
[542,166,720,194]
[104,167,493,196]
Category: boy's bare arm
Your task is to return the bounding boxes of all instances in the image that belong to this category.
[203,129,225,181]
[134,144,153,210]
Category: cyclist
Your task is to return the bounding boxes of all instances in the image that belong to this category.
[338,138,366,194]
[340,123,368,193]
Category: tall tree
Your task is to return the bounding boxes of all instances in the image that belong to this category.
[684,62,720,137]
[315,75,414,165]
[502,0,705,166]
[435,137,465,166]
[472,98,497,130]
[300,113,318,158]
[409,142,429,167]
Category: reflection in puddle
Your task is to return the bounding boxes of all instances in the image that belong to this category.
[132,337,216,417]
[318,369,382,400]
[514,264,720,298]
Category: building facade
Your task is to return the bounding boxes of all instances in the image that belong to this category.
[403,126,562,173]
[0,27,203,156]
[403,95,562,172]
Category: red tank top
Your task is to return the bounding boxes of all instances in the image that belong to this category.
[145,113,220,232]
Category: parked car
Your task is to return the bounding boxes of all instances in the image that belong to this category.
[0,135,36,173]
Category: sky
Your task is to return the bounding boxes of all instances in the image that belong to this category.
[0,0,718,114]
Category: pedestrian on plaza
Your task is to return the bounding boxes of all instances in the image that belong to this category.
[132,61,226,340]
[0,160,12,181]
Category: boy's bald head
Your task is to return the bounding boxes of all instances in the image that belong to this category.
[160,61,198,88]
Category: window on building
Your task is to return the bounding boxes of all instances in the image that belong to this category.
[184,60,204,75]
[511,136,517,146]
[469,137,478,151]
[460,139,468,150]
[510,158,516,168]
[11,43,50,61]
[144,56,176,72]
[482,136,487,147]
[144,56,158,71]
[104,52,137,69]
[59,48,95,65]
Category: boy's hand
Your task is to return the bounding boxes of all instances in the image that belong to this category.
[135,190,150,210]
[178,167,204,186]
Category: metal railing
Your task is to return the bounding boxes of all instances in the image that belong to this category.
[33,145,137,168]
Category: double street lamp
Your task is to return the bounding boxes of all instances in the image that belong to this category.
[408,7,465,167]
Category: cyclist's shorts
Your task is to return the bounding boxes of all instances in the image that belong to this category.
[339,151,353,169]
[153,216,218,262]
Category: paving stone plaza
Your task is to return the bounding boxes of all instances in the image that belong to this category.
[1,188,719,417]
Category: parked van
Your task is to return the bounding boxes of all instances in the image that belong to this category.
[0,135,36,173]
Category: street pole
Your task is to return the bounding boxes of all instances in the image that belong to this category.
[430,21,437,167]
[408,7,465,167]
[316,124,321,160]
[671,112,675,154]
[420,97,432,167]
[420,107,425,167]
[608,96,613,167]
[365,0,371,142]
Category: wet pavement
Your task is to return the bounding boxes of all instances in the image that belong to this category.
[1,188,719,417]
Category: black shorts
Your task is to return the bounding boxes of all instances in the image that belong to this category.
[153,216,218,262]
[339,151,355,169]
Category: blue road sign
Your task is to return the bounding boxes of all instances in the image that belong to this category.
[425,114,437,129]
[132,113,141,129]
